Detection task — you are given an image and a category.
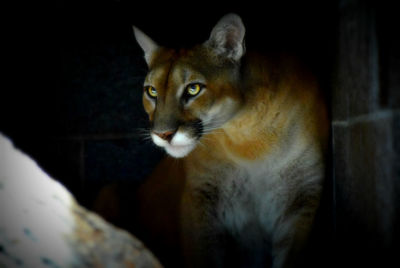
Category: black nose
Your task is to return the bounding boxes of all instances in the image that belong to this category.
[153,130,176,142]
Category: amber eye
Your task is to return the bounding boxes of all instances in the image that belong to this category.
[186,83,202,96]
[145,86,157,98]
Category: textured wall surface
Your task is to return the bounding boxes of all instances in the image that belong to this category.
[332,0,399,266]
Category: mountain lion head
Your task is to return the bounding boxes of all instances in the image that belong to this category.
[133,14,246,158]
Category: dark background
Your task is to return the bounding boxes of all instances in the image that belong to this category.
[2,0,399,267]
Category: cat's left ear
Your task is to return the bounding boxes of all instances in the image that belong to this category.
[204,13,246,62]
[133,26,159,66]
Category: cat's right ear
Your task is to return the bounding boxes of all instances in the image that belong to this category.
[133,26,159,66]
[204,14,245,62]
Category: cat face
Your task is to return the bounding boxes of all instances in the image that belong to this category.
[134,14,246,158]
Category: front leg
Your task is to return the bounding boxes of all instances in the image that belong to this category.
[271,203,319,268]
[180,182,228,268]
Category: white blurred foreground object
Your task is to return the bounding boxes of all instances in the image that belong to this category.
[0,134,162,268]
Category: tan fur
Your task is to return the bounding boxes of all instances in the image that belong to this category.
[98,14,329,268]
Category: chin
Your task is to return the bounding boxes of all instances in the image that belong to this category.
[165,143,196,158]
[151,131,198,158]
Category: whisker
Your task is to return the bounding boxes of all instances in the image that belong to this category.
[203,126,224,132]
[137,133,151,138]
[197,140,206,148]
[202,126,225,134]
[134,127,154,142]
[136,127,151,134]
[142,135,153,141]
[199,136,212,144]
[202,117,227,127]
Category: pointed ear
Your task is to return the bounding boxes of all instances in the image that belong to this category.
[133,26,159,65]
[205,14,246,62]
